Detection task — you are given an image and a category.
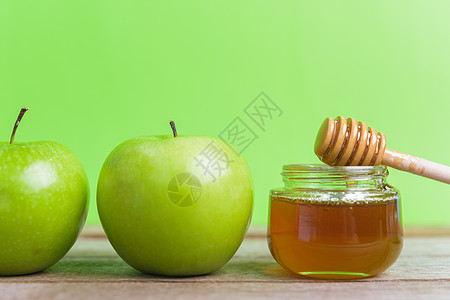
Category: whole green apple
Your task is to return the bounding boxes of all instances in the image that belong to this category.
[97,122,253,276]
[0,108,89,276]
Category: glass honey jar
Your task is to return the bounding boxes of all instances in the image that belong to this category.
[268,164,403,280]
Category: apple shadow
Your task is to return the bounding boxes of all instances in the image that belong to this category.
[41,258,225,281]
[1,257,348,282]
[42,258,148,280]
[0,258,139,281]
[46,257,313,281]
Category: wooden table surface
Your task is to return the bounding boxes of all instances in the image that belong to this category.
[1,226,449,300]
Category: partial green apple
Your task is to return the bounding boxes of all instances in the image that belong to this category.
[97,122,253,276]
[0,108,89,276]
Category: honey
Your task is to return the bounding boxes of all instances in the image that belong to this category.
[268,164,403,279]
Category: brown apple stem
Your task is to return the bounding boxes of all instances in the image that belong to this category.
[169,120,178,137]
[10,107,29,144]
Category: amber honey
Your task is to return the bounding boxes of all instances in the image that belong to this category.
[268,164,403,279]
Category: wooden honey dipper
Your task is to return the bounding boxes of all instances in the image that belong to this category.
[314,116,450,184]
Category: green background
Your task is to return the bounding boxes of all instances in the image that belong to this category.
[1,1,449,226]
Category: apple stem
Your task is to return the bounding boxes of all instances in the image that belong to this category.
[169,120,178,137]
[10,107,29,144]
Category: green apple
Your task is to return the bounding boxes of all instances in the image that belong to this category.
[97,122,253,276]
[0,108,89,276]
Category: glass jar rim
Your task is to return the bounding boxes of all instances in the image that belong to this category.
[282,164,387,176]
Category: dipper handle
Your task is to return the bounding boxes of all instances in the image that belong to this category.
[383,148,450,184]
[315,116,450,184]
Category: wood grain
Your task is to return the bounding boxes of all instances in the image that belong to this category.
[0,226,449,300]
